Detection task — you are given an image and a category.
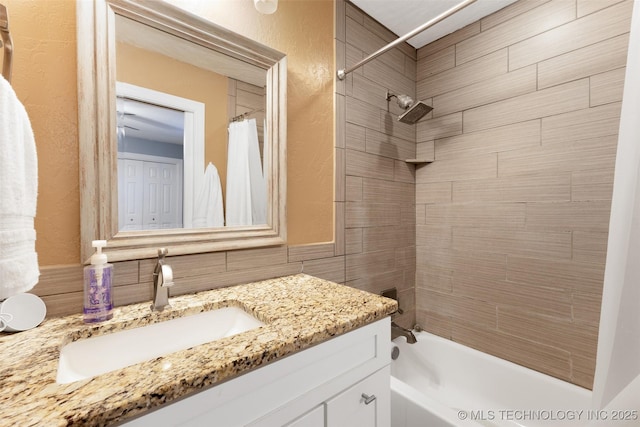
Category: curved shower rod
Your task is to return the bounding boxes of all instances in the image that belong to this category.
[337,0,477,80]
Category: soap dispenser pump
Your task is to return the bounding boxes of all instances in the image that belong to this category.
[83,240,114,323]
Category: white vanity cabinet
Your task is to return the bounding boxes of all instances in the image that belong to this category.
[122,317,390,427]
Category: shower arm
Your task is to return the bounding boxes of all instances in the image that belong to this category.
[336,0,477,80]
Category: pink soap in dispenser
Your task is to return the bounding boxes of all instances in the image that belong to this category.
[83,240,113,323]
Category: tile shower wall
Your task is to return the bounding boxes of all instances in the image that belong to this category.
[336,0,418,328]
[414,0,633,389]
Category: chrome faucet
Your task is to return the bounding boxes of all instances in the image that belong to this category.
[391,321,417,344]
[152,248,174,311]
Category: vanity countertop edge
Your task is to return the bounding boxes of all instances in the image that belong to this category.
[0,273,397,426]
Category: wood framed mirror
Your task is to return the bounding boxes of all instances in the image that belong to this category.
[77,0,286,263]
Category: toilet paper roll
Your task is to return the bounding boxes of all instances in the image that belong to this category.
[0,293,46,332]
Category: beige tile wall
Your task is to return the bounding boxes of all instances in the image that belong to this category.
[339,0,417,327]
[415,0,633,389]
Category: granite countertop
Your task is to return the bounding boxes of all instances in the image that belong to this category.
[0,274,396,426]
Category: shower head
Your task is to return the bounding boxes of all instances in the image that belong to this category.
[386,91,433,124]
[398,100,433,124]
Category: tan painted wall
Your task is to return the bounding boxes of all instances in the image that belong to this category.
[4,0,333,266]
[414,0,633,389]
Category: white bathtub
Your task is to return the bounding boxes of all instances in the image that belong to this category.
[390,331,592,427]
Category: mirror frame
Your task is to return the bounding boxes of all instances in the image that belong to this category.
[77,0,287,263]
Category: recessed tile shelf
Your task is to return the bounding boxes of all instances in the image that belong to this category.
[405,159,433,164]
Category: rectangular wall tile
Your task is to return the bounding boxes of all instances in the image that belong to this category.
[573,231,609,265]
[381,111,415,142]
[506,256,605,294]
[538,34,629,89]
[417,21,480,59]
[362,178,414,204]
[346,176,362,201]
[572,168,614,201]
[573,292,602,326]
[497,307,599,360]
[351,73,389,110]
[425,203,526,230]
[453,228,572,260]
[591,67,626,106]
[481,0,553,30]
[416,141,435,161]
[365,128,415,160]
[525,201,612,233]
[418,49,507,99]
[416,225,452,249]
[226,246,288,271]
[453,173,571,203]
[509,0,633,70]
[578,0,626,17]
[140,252,226,282]
[35,265,84,296]
[416,152,497,183]
[346,149,394,180]
[176,263,303,296]
[346,202,400,228]
[457,0,575,65]
[346,96,381,131]
[346,249,396,281]
[417,248,507,281]
[541,102,621,145]
[394,160,416,184]
[433,65,537,117]
[453,273,572,319]
[464,79,590,133]
[417,112,462,142]
[451,320,572,383]
[416,288,497,329]
[288,243,336,262]
[417,45,455,80]
[416,182,451,204]
[335,147,345,202]
[363,225,414,252]
[345,228,362,255]
[498,134,618,177]
[303,256,345,284]
[335,201,346,256]
[435,120,540,160]
[346,123,366,151]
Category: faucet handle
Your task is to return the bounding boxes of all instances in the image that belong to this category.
[158,248,168,258]
[160,265,174,287]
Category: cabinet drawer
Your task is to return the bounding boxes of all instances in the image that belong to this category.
[326,366,390,427]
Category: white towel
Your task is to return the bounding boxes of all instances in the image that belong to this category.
[192,162,224,228]
[0,75,39,300]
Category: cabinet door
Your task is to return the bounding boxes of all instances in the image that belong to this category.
[284,405,324,427]
[326,367,390,427]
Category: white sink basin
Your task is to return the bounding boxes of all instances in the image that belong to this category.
[56,307,264,384]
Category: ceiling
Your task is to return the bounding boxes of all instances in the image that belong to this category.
[118,98,185,145]
[349,0,519,49]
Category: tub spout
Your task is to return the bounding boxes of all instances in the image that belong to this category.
[391,321,417,344]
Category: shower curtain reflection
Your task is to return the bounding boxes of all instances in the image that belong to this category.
[226,118,267,226]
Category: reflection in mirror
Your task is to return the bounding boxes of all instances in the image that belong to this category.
[115,14,268,232]
[77,0,287,262]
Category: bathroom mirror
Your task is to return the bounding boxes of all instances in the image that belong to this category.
[77,0,287,262]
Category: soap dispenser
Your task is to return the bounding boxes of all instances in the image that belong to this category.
[83,240,113,323]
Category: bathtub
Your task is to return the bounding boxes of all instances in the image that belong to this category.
[390,331,592,427]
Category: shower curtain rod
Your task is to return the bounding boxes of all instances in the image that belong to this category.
[336,0,477,80]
